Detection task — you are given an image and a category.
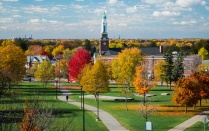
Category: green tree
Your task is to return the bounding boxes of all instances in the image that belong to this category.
[161,53,174,89]
[172,53,184,82]
[34,60,55,88]
[111,47,143,110]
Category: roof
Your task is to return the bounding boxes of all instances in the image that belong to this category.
[139,47,163,56]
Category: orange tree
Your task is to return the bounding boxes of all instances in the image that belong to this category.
[111,47,143,111]
[173,76,200,113]
[190,72,209,106]
[133,63,156,105]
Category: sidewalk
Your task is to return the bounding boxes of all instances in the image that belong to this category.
[168,110,209,131]
[57,86,129,131]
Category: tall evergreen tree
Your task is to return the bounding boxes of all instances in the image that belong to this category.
[161,53,174,89]
[172,53,184,82]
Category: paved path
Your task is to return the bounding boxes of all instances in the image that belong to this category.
[57,86,129,131]
[168,110,209,131]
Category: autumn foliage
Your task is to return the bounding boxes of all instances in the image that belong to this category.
[68,48,91,81]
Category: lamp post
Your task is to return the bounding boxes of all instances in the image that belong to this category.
[81,86,83,109]
[96,92,100,121]
[55,80,58,99]
[82,91,85,131]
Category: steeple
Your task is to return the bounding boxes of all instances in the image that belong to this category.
[101,12,107,34]
[100,12,109,54]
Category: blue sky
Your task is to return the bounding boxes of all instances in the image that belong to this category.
[0,0,209,39]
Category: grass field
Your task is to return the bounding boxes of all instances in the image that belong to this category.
[0,82,108,131]
[62,82,209,131]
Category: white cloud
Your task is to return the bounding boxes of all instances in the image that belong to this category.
[13,15,21,18]
[0,18,14,23]
[176,0,205,7]
[206,6,209,10]
[28,19,47,24]
[2,0,18,2]
[75,0,84,1]
[72,4,86,9]
[35,0,44,1]
[142,0,167,4]
[92,8,105,14]
[153,11,180,17]
[23,6,48,14]
[126,6,137,13]
[107,0,118,4]
[0,26,8,30]
[118,23,127,26]
[173,20,196,25]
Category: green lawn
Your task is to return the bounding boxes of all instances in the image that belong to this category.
[63,82,209,131]
[186,117,209,131]
[0,82,108,131]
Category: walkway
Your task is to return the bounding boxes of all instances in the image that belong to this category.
[168,110,209,131]
[57,86,129,131]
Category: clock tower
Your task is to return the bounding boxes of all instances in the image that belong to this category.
[100,12,109,54]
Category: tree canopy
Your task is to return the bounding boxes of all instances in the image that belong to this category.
[68,48,91,81]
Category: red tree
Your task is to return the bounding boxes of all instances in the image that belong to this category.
[68,48,91,81]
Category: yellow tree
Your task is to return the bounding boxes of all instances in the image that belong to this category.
[44,45,54,56]
[34,60,55,88]
[154,60,166,82]
[52,45,64,56]
[1,40,15,46]
[79,59,109,120]
[198,47,208,60]
[0,44,26,96]
[112,47,143,110]
[55,59,69,80]
[80,59,109,95]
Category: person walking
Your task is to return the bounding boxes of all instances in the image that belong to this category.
[66,95,68,101]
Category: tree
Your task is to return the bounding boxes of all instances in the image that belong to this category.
[172,53,184,82]
[68,48,91,81]
[0,44,26,97]
[25,45,43,56]
[161,53,174,89]
[154,60,166,82]
[20,97,74,131]
[173,77,200,113]
[133,63,156,105]
[34,60,55,88]
[79,59,110,120]
[198,47,208,60]
[52,45,64,57]
[190,72,209,106]
[55,59,69,80]
[112,47,143,110]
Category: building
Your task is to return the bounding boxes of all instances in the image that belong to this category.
[94,12,201,78]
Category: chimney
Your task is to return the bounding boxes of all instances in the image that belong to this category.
[159,45,163,54]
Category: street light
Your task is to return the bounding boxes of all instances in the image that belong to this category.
[55,80,58,99]
[80,86,85,131]
[96,92,100,121]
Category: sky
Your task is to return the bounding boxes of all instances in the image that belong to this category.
[0,0,209,39]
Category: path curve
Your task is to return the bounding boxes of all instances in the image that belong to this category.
[168,110,209,131]
[57,86,129,131]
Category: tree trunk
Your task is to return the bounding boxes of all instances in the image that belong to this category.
[125,87,128,111]
[200,99,202,107]
[143,93,146,106]
[185,105,187,113]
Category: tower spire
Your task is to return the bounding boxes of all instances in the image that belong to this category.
[101,11,107,33]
